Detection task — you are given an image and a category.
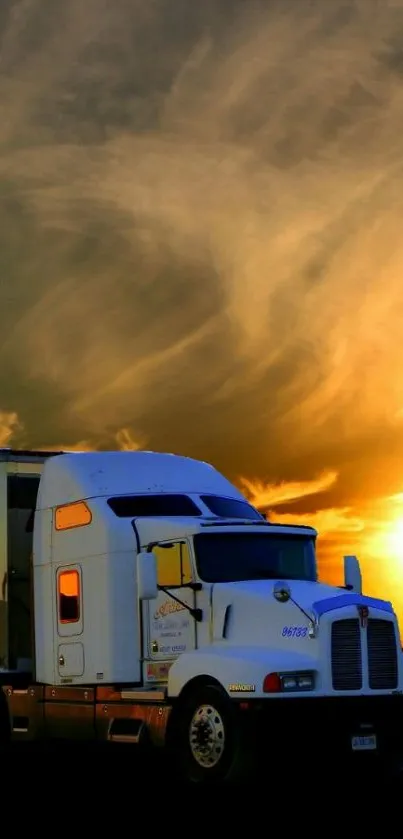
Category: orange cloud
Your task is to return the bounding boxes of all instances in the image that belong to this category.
[0,411,23,446]
[37,440,93,452]
[114,427,144,451]
[35,426,145,453]
[271,507,364,536]
[388,492,403,504]
[239,470,338,509]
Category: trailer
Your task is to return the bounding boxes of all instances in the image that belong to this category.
[0,447,402,782]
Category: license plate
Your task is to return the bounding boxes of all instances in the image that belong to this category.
[351,734,377,751]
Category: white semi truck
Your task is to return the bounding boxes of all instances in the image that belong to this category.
[0,447,402,782]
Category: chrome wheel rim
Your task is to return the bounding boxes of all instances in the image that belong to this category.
[189,704,225,769]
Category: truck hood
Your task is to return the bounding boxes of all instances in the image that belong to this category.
[211,579,395,645]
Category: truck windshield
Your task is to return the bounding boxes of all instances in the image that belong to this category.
[193,532,317,583]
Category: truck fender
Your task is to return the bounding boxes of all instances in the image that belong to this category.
[167,646,316,699]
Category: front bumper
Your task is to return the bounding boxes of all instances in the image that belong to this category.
[237,695,403,772]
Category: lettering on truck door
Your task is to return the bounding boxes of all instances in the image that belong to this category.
[145,541,196,664]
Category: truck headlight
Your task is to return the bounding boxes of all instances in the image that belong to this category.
[263,671,315,693]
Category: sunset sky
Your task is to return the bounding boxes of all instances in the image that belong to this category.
[2,0,403,624]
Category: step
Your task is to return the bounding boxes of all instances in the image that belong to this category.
[108,718,146,744]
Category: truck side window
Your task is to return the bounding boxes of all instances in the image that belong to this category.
[154,542,193,588]
[58,570,80,623]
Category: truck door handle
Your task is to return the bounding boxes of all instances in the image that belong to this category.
[59,655,65,666]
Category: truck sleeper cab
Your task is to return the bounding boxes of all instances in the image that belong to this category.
[0,448,402,785]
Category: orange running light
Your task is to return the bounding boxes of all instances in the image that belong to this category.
[55,500,92,531]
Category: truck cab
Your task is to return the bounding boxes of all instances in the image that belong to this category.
[0,448,402,784]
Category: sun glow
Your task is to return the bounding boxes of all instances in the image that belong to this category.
[379,517,403,561]
[365,515,403,565]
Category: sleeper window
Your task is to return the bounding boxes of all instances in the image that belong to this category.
[58,570,80,623]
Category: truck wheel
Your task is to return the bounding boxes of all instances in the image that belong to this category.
[175,684,252,784]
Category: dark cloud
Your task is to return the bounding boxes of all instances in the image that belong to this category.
[1,0,403,499]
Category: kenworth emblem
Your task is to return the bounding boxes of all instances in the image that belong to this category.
[357,605,369,628]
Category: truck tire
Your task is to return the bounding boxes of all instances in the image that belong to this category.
[174,683,253,784]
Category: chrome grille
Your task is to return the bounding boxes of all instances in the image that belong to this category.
[368,619,398,690]
[331,618,362,690]
[330,616,399,691]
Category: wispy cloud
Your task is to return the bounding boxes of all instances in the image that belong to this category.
[1,409,145,455]
[0,411,23,446]
[0,0,403,492]
[388,492,403,504]
[36,440,93,452]
[114,427,145,451]
[239,470,338,509]
[44,427,145,453]
[272,506,364,535]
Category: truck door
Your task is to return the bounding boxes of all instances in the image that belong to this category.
[143,540,196,676]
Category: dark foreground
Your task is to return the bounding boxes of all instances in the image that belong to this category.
[6,740,403,793]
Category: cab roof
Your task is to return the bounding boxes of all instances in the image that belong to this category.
[36,450,247,509]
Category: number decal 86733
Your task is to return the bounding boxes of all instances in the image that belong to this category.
[282,626,308,638]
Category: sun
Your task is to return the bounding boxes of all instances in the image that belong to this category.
[383,517,403,559]
[359,504,403,619]
[367,516,403,562]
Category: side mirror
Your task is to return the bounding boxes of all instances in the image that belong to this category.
[137,551,158,601]
[343,555,362,595]
[273,581,292,602]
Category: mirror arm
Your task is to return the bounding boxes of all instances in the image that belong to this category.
[159,582,202,592]
[157,585,203,622]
